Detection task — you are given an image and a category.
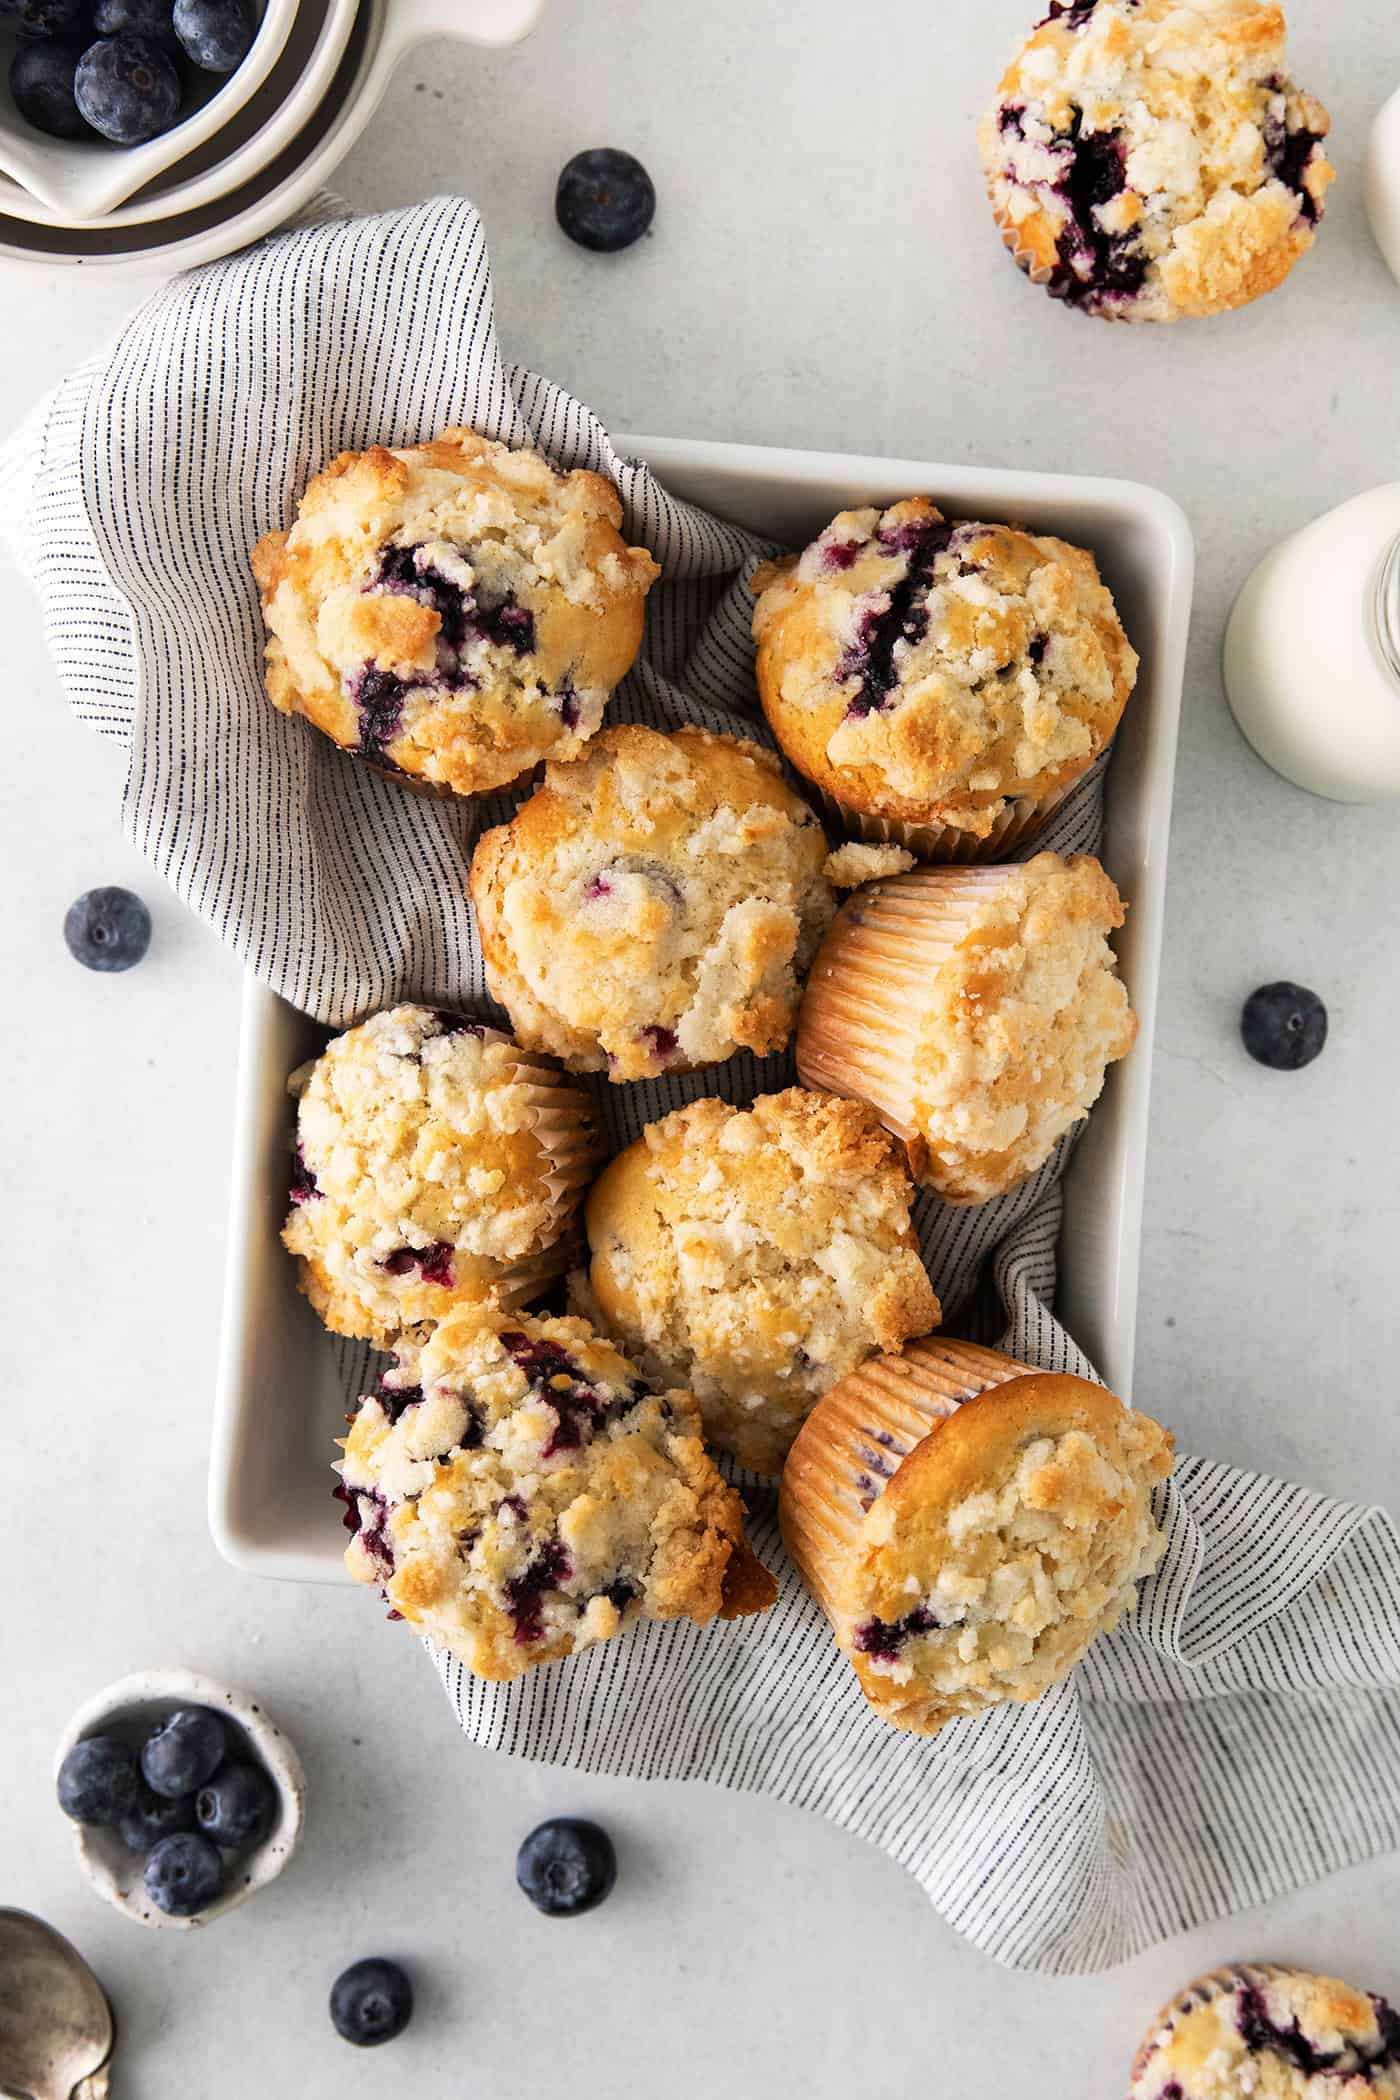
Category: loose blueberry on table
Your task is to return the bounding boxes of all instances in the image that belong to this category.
[516,1817,617,1917]
[1240,981,1327,1071]
[330,1958,414,2047]
[63,886,151,972]
[556,147,656,252]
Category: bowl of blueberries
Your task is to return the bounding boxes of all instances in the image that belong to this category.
[0,0,295,221]
[54,1668,305,1928]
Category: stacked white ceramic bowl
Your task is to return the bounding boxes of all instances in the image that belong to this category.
[0,0,545,269]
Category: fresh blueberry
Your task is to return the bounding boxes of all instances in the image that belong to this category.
[93,0,179,39]
[329,1958,414,2047]
[141,1707,227,1798]
[555,147,655,253]
[117,1785,198,1853]
[515,1817,617,1917]
[196,1762,276,1848]
[63,886,152,973]
[56,1736,142,1826]
[1240,981,1328,1071]
[2,0,91,33]
[144,1831,224,1917]
[9,38,90,137]
[74,34,182,143]
[172,0,254,72]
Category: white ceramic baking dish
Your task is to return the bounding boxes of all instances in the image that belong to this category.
[209,433,1193,1582]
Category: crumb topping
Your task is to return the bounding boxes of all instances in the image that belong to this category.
[282,1004,596,1346]
[338,1307,774,1678]
[470,725,836,1081]
[583,1087,940,1474]
[752,500,1135,834]
[252,428,658,796]
[979,0,1334,323]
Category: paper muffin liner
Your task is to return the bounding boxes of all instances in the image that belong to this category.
[1129,1963,1304,2089]
[779,1337,1034,1627]
[815,780,1072,866]
[500,1053,605,1248]
[796,864,1022,1176]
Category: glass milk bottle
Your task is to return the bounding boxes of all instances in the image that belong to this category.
[1222,485,1400,803]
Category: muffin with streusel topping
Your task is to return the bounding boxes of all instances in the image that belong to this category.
[581,1086,940,1475]
[798,852,1136,1205]
[338,1306,776,1680]
[469,724,838,1082]
[283,1005,600,1347]
[979,0,1334,324]
[751,500,1136,861]
[1129,1962,1400,2099]
[252,428,659,796]
[780,1337,1172,1734]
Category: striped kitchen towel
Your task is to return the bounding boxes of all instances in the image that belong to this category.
[3,195,1397,1974]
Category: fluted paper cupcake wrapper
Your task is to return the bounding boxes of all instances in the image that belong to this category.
[797,865,1023,1170]
[780,1339,1034,1629]
[816,781,1073,866]
[505,1064,605,1249]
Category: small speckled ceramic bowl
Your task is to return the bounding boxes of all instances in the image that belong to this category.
[55,1669,305,1931]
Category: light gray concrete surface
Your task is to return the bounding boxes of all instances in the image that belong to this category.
[3,2,1398,2093]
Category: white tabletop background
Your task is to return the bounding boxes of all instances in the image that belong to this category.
[4,2,1399,2092]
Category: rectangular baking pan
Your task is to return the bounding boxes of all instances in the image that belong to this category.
[209,433,1193,1580]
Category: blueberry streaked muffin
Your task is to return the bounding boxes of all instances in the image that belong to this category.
[469,725,838,1082]
[282,1005,601,1348]
[581,1087,940,1476]
[251,428,659,796]
[751,500,1136,860]
[797,853,1137,1205]
[1130,1963,1400,2098]
[780,1339,1172,1735]
[979,0,1334,324]
[337,1307,777,1679]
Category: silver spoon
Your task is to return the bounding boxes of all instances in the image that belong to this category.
[0,1910,114,2100]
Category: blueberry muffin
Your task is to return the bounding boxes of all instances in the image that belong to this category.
[979,0,1334,323]
[1130,1963,1400,2098]
[470,725,838,1082]
[283,1006,600,1347]
[751,500,1136,861]
[338,1306,777,1679]
[797,853,1136,1205]
[780,1337,1172,1735]
[251,428,659,796]
[580,1087,941,1475]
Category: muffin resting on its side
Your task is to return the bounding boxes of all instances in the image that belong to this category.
[797,852,1136,1205]
[470,725,837,1082]
[252,428,659,796]
[338,1307,777,1680]
[581,1087,940,1475]
[751,500,1136,861]
[978,0,1334,324]
[283,1005,600,1347]
[780,1338,1172,1734]
[1130,1962,1400,2099]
